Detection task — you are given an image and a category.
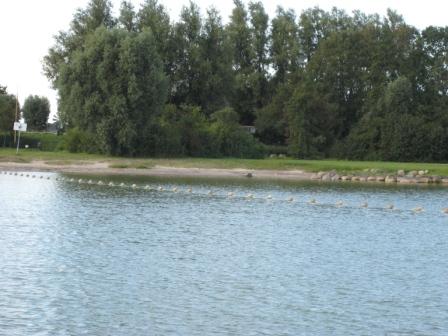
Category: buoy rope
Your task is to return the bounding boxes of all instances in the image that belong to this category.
[1,170,446,215]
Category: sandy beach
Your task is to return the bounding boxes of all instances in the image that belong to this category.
[3,160,448,185]
[0,160,313,181]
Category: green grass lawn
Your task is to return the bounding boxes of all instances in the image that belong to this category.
[0,148,106,163]
[2,148,448,176]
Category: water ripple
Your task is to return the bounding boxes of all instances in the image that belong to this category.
[1,173,448,335]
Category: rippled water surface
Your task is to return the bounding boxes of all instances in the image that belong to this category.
[1,172,448,335]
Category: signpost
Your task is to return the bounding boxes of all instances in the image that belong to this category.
[13,122,27,154]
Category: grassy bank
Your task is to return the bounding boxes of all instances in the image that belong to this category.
[2,148,448,176]
[0,148,105,163]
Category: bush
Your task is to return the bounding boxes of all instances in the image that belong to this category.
[263,144,288,156]
[0,131,64,151]
[62,128,98,153]
[154,105,216,157]
[209,108,264,159]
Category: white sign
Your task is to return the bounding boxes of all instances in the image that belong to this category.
[13,122,27,132]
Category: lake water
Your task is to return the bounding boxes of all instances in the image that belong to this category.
[1,171,448,335]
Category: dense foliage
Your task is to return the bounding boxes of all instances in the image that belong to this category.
[22,95,51,131]
[0,131,63,151]
[0,85,18,132]
[44,0,448,161]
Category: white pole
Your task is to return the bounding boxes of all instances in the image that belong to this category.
[16,131,21,154]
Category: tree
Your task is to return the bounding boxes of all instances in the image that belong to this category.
[43,0,116,84]
[421,26,448,97]
[304,28,370,139]
[343,76,448,162]
[119,1,136,32]
[198,7,233,115]
[0,90,17,132]
[71,0,116,36]
[156,104,213,156]
[255,81,293,144]
[209,107,263,158]
[56,27,168,155]
[378,76,416,160]
[248,1,269,109]
[286,82,337,158]
[298,7,330,64]
[271,7,300,84]
[170,1,203,106]
[137,0,173,75]
[22,95,51,131]
[227,0,256,124]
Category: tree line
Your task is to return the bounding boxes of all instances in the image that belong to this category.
[42,0,447,161]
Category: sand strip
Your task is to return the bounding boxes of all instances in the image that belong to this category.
[0,160,313,181]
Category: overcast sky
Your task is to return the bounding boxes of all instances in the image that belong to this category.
[1,0,447,119]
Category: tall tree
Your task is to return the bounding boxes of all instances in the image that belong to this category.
[421,26,448,97]
[227,0,256,124]
[287,82,337,158]
[270,7,300,84]
[137,0,173,73]
[170,1,202,106]
[248,1,269,109]
[198,7,233,114]
[56,27,168,155]
[22,95,51,131]
[43,0,116,84]
[0,90,17,132]
[119,1,136,32]
[298,7,329,64]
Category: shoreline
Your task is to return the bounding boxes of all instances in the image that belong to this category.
[0,160,313,181]
[1,160,448,185]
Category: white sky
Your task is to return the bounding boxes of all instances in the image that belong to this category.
[0,0,447,119]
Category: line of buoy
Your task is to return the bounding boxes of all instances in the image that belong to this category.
[1,171,447,214]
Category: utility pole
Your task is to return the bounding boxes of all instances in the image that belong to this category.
[14,91,18,144]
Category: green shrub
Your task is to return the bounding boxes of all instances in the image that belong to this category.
[0,131,64,151]
[263,144,288,156]
[155,105,221,158]
[63,128,98,153]
[209,108,264,159]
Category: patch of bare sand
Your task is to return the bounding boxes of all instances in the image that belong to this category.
[0,160,313,180]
